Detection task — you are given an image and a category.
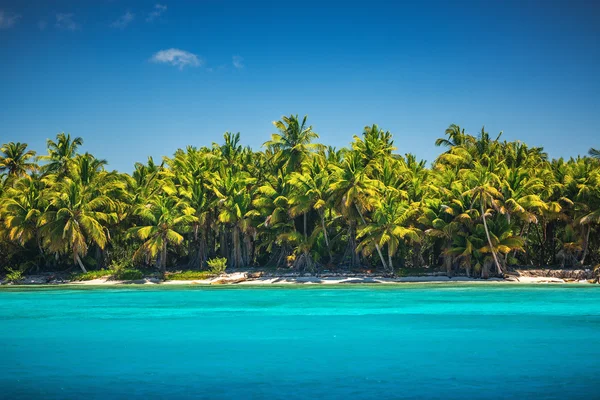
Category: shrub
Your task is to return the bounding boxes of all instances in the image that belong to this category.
[165,271,216,280]
[4,268,24,284]
[71,268,143,281]
[71,270,112,281]
[207,257,227,274]
[113,269,143,280]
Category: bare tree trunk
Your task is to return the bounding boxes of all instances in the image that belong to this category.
[75,254,87,273]
[303,213,307,238]
[387,250,394,274]
[232,226,243,269]
[481,202,502,275]
[445,255,452,277]
[320,212,333,262]
[580,224,591,266]
[160,242,167,277]
[220,228,228,259]
[348,221,360,268]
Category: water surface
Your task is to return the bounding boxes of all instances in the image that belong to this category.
[1,284,598,399]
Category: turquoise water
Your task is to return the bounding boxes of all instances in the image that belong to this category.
[1,285,599,399]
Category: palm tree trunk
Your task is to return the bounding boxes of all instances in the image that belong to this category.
[387,249,394,273]
[160,242,167,276]
[580,224,591,266]
[320,212,333,262]
[75,254,87,273]
[303,213,307,238]
[232,226,243,269]
[481,202,502,275]
[355,204,388,271]
[348,221,360,268]
[445,255,452,277]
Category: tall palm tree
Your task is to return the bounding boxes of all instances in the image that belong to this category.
[461,162,504,276]
[39,133,83,177]
[263,115,322,174]
[329,151,386,268]
[589,148,600,159]
[0,142,37,180]
[210,168,257,269]
[129,195,196,276]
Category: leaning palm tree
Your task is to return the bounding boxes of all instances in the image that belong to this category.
[461,162,505,276]
[357,196,421,272]
[0,142,37,180]
[129,195,197,277]
[589,148,600,159]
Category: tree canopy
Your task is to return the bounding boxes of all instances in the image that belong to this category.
[1,117,599,278]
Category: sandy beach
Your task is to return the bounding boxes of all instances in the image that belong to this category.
[62,272,593,286]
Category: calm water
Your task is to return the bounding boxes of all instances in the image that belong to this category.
[1,284,599,399]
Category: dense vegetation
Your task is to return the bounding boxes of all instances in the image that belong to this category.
[1,116,599,279]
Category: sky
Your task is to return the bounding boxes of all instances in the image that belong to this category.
[0,0,599,172]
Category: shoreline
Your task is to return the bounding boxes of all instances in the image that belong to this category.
[2,272,594,287]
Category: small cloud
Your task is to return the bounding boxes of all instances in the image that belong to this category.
[38,20,48,30]
[0,10,21,29]
[146,4,167,22]
[150,48,202,69]
[55,13,79,31]
[232,55,244,69]
[111,11,134,29]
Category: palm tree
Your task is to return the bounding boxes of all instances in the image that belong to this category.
[129,195,196,276]
[287,155,334,257]
[210,168,256,269]
[589,148,600,159]
[461,162,504,276]
[446,231,483,277]
[357,196,421,272]
[329,151,386,268]
[39,133,83,176]
[39,178,116,272]
[435,124,470,148]
[0,142,37,180]
[263,115,322,174]
[1,174,46,254]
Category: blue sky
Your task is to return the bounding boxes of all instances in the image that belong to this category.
[1,0,599,171]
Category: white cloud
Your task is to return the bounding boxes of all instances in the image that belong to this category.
[146,4,167,22]
[55,13,79,31]
[232,55,244,69]
[111,11,134,29]
[0,10,21,29]
[151,48,202,69]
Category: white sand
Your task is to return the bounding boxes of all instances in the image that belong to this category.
[65,273,593,286]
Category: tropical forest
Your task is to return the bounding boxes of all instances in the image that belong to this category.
[1,115,599,280]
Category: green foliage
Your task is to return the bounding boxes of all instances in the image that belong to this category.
[71,268,143,281]
[207,257,228,274]
[4,268,24,283]
[112,269,143,280]
[1,124,600,280]
[165,271,216,280]
[71,270,112,281]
